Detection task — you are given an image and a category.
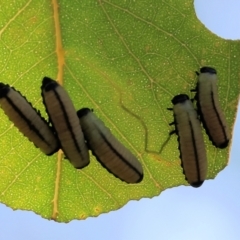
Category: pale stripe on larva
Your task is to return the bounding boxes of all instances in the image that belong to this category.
[77,108,143,183]
[0,82,59,155]
[168,94,207,187]
[41,77,89,168]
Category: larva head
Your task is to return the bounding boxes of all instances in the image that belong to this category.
[0,83,10,98]
[171,94,189,105]
[77,108,92,118]
[200,66,217,74]
[42,77,59,92]
[198,66,218,86]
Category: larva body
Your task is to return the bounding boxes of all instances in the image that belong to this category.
[41,77,89,169]
[169,94,207,187]
[194,67,230,148]
[77,108,143,183]
[0,83,59,155]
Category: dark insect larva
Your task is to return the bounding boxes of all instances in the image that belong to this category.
[192,67,230,148]
[168,94,207,188]
[77,108,143,183]
[0,83,59,155]
[41,77,89,169]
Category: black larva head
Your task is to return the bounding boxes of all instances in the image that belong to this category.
[200,67,217,74]
[42,77,59,92]
[171,94,189,105]
[0,83,10,98]
[77,108,92,118]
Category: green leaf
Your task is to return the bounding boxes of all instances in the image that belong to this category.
[0,0,239,222]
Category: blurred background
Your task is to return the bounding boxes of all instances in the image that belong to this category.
[0,1,240,239]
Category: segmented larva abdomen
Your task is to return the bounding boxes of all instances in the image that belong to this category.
[41,77,89,168]
[170,94,207,187]
[0,83,59,155]
[77,108,143,183]
[195,67,230,148]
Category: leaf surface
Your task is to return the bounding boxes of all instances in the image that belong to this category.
[0,0,239,222]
